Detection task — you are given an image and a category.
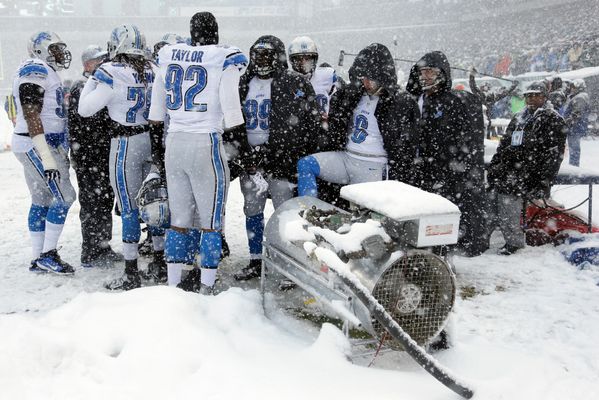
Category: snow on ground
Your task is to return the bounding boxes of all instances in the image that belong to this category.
[1,139,599,399]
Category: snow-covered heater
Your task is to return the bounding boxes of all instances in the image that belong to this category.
[262,181,460,349]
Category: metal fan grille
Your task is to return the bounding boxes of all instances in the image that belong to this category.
[371,252,455,349]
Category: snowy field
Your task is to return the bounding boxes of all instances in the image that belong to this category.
[1,138,599,399]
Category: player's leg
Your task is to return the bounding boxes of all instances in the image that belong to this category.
[14,151,51,271]
[297,151,349,197]
[268,178,295,209]
[234,171,268,281]
[164,132,197,288]
[344,153,388,184]
[18,148,76,274]
[105,134,149,289]
[191,132,230,292]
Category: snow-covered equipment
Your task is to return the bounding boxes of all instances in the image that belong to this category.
[262,181,472,398]
[136,173,170,229]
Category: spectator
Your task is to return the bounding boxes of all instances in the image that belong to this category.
[68,45,122,268]
[487,82,567,255]
[406,51,488,256]
[563,79,591,166]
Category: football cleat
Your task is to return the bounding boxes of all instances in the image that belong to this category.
[29,260,47,273]
[199,284,215,296]
[146,251,167,284]
[234,259,262,281]
[105,271,141,291]
[35,250,75,275]
[177,268,202,293]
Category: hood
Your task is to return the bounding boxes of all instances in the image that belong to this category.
[406,50,452,96]
[348,43,397,92]
[247,35,288,76]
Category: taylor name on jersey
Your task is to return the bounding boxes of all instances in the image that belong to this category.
[150,43,247,134]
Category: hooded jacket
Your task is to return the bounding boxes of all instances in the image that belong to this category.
[324,43,417,179]
[224,35,321,182]
[406,51,488,255]
[488,103,567,197]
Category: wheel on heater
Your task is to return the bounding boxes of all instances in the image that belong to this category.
[370,251,456,349]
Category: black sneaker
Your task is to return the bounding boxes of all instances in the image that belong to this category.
[35,250,75,275]
[105,271,141,291]
[278,279,297,291]
[146,251,167,284]
[177,268,202,293]
[29,260,47,273]
[234,259,262,281]
[497,245,522,256]
[98,247,124,263]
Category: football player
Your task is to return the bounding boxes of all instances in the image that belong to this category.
[297,43,416,198]
[148,12,247,294]
[79,24,166,290]
[12,31,76,274]
[226,35,321,281]
[288,36,340,117]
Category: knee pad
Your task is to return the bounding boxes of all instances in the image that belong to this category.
[165,229,191,264]
[199,231,221,268]
[121,209,141,243]
[28,204,49,232]
[46,204,70,225]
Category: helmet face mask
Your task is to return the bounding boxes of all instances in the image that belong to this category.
[290,54,317,75]
[288,36,318,76]
[28,31,71,70]
[252,48,277,77]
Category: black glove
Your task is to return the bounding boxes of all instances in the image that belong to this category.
[44,169,61,183]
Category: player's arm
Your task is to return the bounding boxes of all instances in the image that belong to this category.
[148,68,167,175]
[78,68,113,117]
[219,66,244,129]
[20,82,59,182]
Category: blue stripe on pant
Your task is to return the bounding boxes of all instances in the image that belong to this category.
[115,138,131,213]
[210,132,226,231]
[26,149,70,225]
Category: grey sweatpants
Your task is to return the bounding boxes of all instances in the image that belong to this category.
[240,173,294,217]
[312,151,388,185]
[488,191,526,249]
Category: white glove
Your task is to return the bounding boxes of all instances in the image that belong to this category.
[250,171,269,195]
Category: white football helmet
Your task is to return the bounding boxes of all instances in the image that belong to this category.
[28,31,72,70]
[107,24,146,59]
[153,33,185,59]
[288,36,318,75]
[136,174,170,229]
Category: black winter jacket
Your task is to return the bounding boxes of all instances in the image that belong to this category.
[405,51,485,203]
[224,35,321,182]
[487,104,567,198]
[324,43,417,180]
[68,77,112,169]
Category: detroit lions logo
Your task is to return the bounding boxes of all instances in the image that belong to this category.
[33,32,52,46]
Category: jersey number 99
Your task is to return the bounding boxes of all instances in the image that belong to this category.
[165,64,208,112]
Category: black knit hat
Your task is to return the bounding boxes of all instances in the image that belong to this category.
[190,12,219,46]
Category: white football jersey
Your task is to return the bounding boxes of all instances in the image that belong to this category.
[92,61,155,126]
[150,43,247,134]
[12,58,66,152]
[244,77,272,147]
[311,66,337,114]
[345,94,387,163]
